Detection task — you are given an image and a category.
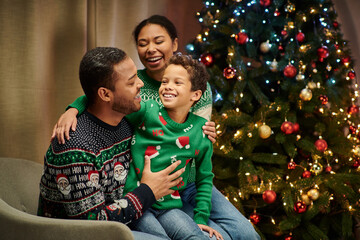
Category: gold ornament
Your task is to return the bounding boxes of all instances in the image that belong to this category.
[307,81,317,89]
[259,124,272,139]
[300,88,312,101]
[260,41,271,53]
[270,59,278,72]
[296,73,305,81]
[285,3,296,12]
[301,193,312,205]
[307,188,320,200]
[353,146,360,156]
[310,162,323,175]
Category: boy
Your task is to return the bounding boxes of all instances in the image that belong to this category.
[124,54,222,240]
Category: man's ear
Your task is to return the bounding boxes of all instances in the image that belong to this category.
[191,90,202,102]
[97,87,112,103]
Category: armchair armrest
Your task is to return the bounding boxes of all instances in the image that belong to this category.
[0,199,134,240]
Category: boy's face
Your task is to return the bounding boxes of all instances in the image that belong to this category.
[159,64,201,112]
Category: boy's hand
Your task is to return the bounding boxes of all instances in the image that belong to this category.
[141,156,185,200]
[197,224,223,240]
[51,108,79,144]
[202,121,217,143]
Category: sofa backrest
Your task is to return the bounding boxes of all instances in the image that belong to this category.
[0,157,43,215]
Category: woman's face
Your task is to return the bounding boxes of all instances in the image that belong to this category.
[136,24,178,74]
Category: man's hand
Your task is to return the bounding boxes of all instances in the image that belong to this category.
[141,156,185,200]
[198,224,223,240]
[202,121,217,143]
[51,108,79,144]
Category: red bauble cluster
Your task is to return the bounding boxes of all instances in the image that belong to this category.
[281,121,299,134]
[315,139,328,152]
[348,70,356,80]
[325,165,332,173]
[283,64,297,78]
[249,212,261,224]
[294,201,307,213]
[223,67,236,79]
[200,53,214,67]
[348,105,359,114]
[319,95,328,105]
[352,159,360,168]
[288,161,297,170]
[296,32,305,42]
[262,190,277,204]
[260,0,271,7]
[317,46,329,62]
[349,125,357,134]
[302,170,311,178]
[235,32,249,44]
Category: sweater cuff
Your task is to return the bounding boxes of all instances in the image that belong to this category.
[194,212,210,225]
[130,183,156,212]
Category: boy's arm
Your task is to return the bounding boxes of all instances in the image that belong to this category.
[193,139,214,225]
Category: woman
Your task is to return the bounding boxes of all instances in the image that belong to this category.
[53,15,259,240]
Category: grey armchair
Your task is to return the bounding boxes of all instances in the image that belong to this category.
[0,157,134,240]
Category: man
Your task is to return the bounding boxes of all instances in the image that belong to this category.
[37,47,184,239]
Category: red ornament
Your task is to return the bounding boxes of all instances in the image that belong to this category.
[302,170,311,178]
[292,123,300,133]
[235,32,249,45]
[348,70,356,80]
[349,125,357,134]
[200,53,214,67]
[352,160,360,168]
[249,212,261,224]
[348,105,359,114]
[317,46,329,62]
[223,67,236,79]
[274,9,280,16]
[281,30,288,36]
[315,139,328,152]
[325,165,332,173]
[288,161,296,170]
[260,0,271,7]
[281,121,294,134]
[285,236,293,240]
[294,201,307,213]
[262,190,277,204]
[342,56,351,65]
[333,21,339,28]
[283,64,297,78]
[296,32,305,42]
[319,95,328,105]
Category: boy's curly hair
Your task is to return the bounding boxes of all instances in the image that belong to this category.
[167,53,209,95]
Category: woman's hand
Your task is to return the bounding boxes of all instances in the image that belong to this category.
[51,108,79,144]
[202,121,217,143]
[197,224,223,240]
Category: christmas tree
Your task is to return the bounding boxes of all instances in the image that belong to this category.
[187,0,360,239]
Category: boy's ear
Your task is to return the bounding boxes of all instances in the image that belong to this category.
[97,87,112,103]
[191,90,202,102]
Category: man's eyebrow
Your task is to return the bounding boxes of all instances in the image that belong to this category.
[128,73,137,80]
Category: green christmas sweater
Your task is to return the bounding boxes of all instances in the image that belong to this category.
[124,100,214,225]
[68,69,213,183]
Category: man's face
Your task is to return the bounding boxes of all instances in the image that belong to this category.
[111,57,144,115]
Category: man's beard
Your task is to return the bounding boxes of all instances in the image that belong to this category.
[112,94,140,115]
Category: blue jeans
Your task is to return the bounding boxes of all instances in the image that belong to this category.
[181,183,260,240]
[132,230,167,240]
[132,207,214,240]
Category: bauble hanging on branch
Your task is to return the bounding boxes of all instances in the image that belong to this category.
[249,212,261,224]
[299,88,312,101]
[296,32,305,42]
[284,64,297,78]
[260,0,271,7]
[259,124,272,139]
[317,46,329,62]
[260,41,271,53]
[262,190,277,204]
[294,200,307,213]
[200,53,214,67]
[315,139,328,152]
[223,67,236,79]
[281,121,294,134]
[235,32,249,45]
[307,188,320,201]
